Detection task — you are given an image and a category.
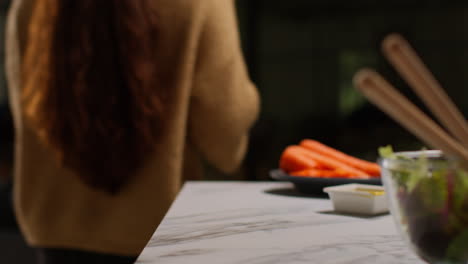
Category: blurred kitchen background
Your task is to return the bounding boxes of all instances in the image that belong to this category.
[2,0,468,262]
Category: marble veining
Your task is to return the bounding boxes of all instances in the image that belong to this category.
[136,182,424,264]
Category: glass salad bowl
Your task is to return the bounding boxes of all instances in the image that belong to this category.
[379,149,468,264]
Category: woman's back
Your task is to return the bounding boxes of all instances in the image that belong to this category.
[6,0,259,256]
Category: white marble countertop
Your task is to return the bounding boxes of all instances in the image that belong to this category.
[136,182,423,264]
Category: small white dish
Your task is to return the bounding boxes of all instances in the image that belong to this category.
[323,184,389,215]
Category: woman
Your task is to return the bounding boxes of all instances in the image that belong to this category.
[5,0,259,263]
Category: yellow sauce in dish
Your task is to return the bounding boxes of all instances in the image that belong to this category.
[355,187,385,196]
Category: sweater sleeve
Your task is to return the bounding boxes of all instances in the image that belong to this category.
[187,0,260,173]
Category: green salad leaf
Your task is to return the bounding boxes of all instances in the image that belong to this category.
[446,228,468,261]
[414,169,447,211]
[378,145,395,159]
[378,145,428,192]
[453,170,468,223]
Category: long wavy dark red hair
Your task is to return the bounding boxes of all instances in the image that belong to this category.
[22,0,166,193]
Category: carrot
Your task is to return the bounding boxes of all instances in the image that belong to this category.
[300,139,381,177]
[279,145,322,173]
[292,146,370,179]
[291,169,350,178]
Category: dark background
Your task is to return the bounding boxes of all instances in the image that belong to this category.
[1,0,468,261]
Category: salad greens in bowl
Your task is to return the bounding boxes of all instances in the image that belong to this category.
[379,147,468,264]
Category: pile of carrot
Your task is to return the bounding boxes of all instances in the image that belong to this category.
[279,139,381,179]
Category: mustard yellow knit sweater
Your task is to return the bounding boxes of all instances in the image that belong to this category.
[5,0,259,256]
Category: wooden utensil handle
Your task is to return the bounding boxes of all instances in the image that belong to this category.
[354,68,468,164]
[382,34,468,147]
